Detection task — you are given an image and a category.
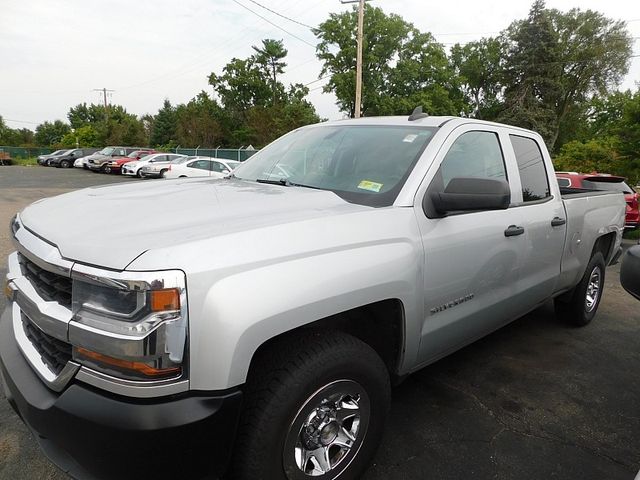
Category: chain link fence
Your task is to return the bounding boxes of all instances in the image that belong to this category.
[0,146,55,159]
[174,147,258,162]
[0,146,259,162]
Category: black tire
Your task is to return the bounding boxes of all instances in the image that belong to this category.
[232,331,391,480]
[104,166,112,174]
[555,252,606,326]
[60,160,70,168]
[136,169,143,178]
[160,169,167,178]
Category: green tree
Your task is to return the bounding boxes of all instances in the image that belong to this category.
[451,38,505,119]
[252,39,288,105]
[34,120,71,146]
[150,99,177,147]
[498,0,632,150]
[60,125,100,148]
[315,5,466,117]
[554,137,623,174]
[209,57,273,115]
[175,92,224,147]
[208,40,320,146]
[0,117,35,146]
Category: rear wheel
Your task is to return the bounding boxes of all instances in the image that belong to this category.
[232,332,390,480]
[555,252,606,326]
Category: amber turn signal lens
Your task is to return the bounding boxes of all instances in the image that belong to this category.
[75,347,181,378]
[4,279,14,301]
[150,288,180,312]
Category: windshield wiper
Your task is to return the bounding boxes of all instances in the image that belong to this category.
[256,178,290,186]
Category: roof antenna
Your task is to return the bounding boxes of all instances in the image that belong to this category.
[408,106,429,121]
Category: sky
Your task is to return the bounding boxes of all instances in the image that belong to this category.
[1,0,639,132]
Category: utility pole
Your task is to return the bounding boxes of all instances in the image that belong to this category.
[341,0,367,118]
[93,88,115,118]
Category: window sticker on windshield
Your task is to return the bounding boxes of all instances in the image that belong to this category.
[403,134,418,143]
[358,180,383,192]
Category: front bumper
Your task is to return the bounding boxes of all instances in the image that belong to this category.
[0,305,243,480]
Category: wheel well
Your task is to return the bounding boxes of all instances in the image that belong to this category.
[248,299,405,380]
[591,232,616,263]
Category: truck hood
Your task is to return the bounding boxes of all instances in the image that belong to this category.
[19,178,367,270]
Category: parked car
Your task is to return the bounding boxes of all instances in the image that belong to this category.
[73,154,92,169]
[36,149,70,166]
[49,148,99,168]
[556,172,639,229]
[104,149,156,174]
[86,146,144,172]
[122,153,185,178]
[2,115,626,480]
[163,157,240,179]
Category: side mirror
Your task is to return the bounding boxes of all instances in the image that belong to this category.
[621,245,640,301]
[430,177,511,214]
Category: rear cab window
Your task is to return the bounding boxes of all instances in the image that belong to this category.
[509,135,551,202]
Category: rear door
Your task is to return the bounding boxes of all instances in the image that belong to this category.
[505,134,565,307]
[415,124,527,364]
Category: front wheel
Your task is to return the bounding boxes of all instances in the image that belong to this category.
[160,169,167,178]
[136,169,143,178]
[60,160,70,168]
[555,252,606,326]
[232,332,390,480]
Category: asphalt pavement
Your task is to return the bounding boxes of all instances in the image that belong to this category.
[0,166,638,480]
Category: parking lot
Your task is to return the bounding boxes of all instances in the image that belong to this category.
[0,166,639,480]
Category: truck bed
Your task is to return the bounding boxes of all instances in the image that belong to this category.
[556,188,626,293]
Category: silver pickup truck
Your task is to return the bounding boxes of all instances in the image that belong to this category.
[1,115,626,480]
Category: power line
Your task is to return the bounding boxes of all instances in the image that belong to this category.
[3,118,40,125]
[229,0,317,48]
[245,0,315,29]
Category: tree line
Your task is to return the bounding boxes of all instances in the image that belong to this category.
[0,0,638,181]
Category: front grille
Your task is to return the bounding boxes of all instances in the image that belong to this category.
[18,253,72,308]
[23,316,72,375]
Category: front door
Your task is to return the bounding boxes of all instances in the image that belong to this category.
[414,125,527,365]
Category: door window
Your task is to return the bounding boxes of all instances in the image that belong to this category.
[211,161,227,173]
[439,131,506,188]
[510,135,550,202]
[187,160,210,170]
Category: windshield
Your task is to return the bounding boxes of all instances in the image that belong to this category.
[233,125,437,207]
[583,179,633,194]
[99,147,114,155]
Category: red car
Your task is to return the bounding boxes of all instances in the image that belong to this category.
[104,149,156,174]
[556,172,639,229]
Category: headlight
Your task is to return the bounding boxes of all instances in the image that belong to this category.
[10,214,20,235]
[69,268,187,382]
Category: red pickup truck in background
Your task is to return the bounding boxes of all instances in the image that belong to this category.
[556,172,639,229]
[104,149,156,173]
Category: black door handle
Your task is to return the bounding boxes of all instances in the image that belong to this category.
[551,217,566,227]
[504,225,525,237]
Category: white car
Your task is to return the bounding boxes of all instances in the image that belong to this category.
[121,153,185,178]
[164,158,240,179]
[73,155,92,169]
